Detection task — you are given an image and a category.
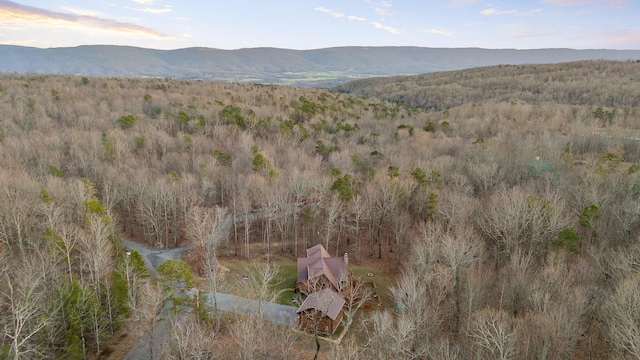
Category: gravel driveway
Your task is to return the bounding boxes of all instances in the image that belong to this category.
[188,290,297,326]
[122,238,298,360]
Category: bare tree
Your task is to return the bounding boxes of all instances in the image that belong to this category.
[0,189,37,258]
[348,194,366,263]
[438,188,478,231]
[478,186,528,259]
[46,223,77,278]
[0,255,53,360]
[289,171,317,256]
[138,281,170,360]
[120,251,148,322]
[175,174,203,248]
[440,228,484,333]
[136,179,163,247]
[159,180,177,249]
[366,310,427,359]
[256,177,279,258]
[499,249,533,317]
[523,253,588,358]
[429,339,461,360]
[601,273,640,359]
[199,208,226,328]
[275,322,301,360]
[323,192,343,251]
[527,191,570,255]
[613,196,640,244]
[229,313,266,360]
[466,161,501,196]
[328,335,363,360]
[463,264,493,332]
[236,175,256,258]
[272,178,293,253]
[392,208,412,269]
[169,313,214,360]
[78,215,113,296]
[238,260,282,315]
[185,206,226,249]
[341,275,372,327]
[389,265,450,355]
[467,308,519,360]
[365,173,401,258]
[77,215,114,352]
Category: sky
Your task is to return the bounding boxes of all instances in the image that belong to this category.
[0,0,639,50]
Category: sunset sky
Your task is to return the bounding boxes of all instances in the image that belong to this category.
[0,0,638,50]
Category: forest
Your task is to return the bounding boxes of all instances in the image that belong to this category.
[1,60,640,359]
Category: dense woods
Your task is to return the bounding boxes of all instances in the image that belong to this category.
[2,60,640,358]
[336,60,640,110]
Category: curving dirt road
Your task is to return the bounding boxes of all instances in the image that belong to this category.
[122,238,297,360]
[121,238,194,278]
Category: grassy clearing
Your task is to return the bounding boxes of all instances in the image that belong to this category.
[273,262,298,305]
[278,71,371,85]
[217,255,299,305]
[216,256,395,310]
[349,264,394,310]
[199,255,394,348]
[201,71,371,86]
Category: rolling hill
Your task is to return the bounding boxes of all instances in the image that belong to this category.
[336,60,640,110]
[1,44,640,87]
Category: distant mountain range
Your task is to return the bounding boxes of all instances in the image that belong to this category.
[1,45,639,87]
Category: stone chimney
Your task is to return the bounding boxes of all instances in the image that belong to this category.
[343,252,349,265]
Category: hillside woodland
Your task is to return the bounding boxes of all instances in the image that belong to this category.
[336,60,640,110]
[1,60,640,359]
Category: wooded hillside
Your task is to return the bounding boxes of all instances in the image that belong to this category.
[336,60,640,110]
[2,60,640,358]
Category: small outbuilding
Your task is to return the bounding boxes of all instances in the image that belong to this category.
[296,288,346,334]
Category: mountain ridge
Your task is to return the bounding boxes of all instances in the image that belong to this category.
[1,44,639,86]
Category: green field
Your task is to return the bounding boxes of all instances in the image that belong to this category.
[212,71,374,87]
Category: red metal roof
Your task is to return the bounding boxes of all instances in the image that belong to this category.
[297,244,348,290]
[296,288,346,320]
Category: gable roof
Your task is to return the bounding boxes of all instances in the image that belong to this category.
[297,244,348,290]
[296,288,346,320]
[307,243,331,258]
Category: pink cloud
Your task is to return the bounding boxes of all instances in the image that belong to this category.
[598,28,640,47]
[0,0,168,37]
